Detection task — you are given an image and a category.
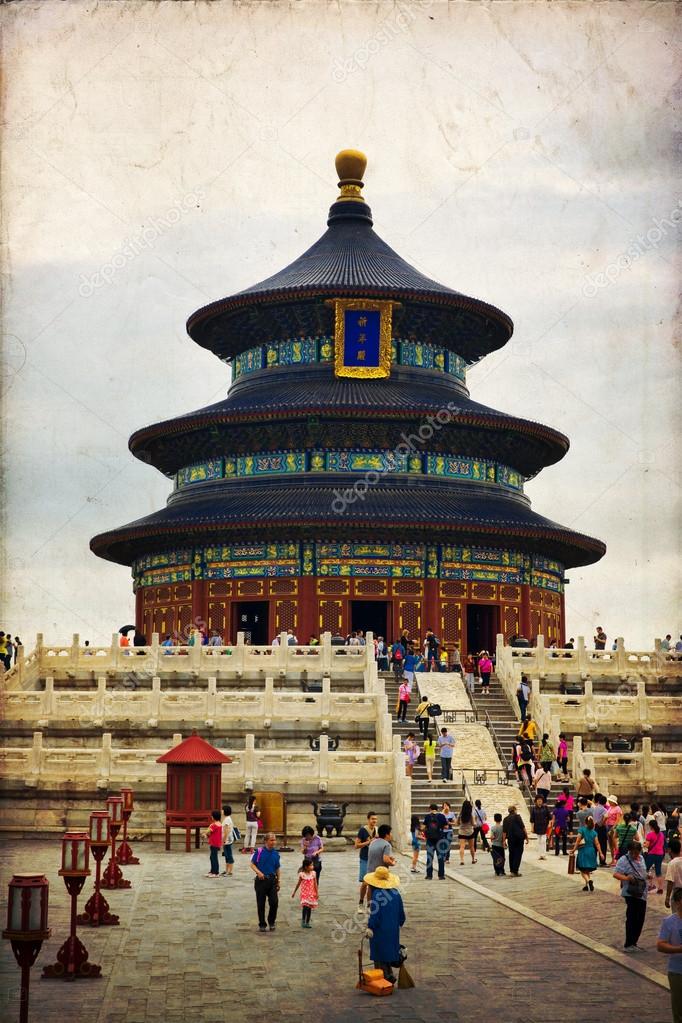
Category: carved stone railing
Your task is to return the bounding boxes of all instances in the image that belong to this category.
[495,634,681,685]
[570,734,681,796]
[0,730,400,792]
[2,677,384,732]
[2,631,378,692]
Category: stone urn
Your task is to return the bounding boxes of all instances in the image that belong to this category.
[312,801,349,837]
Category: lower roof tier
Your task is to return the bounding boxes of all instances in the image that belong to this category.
[129,368,569,479]
[90,477,605,569]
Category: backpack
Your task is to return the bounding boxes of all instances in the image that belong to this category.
[393,648,403,662]
[424,814,443,844]
[617,824,636,858]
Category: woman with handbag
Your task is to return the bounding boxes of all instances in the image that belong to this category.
[571,815,602,891]
[613,839,649,951]
[473,799,490,852]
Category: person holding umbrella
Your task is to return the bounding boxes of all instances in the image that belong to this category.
[364,865,406,985]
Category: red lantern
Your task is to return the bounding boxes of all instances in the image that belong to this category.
[43,833,101,981]
[3,873,50,1023]
[106,795,123,826]
[88,809,109,847]
[77,813,119,928]
[101,797,131,890]
[59,831,90,876]
[117,787,140,866]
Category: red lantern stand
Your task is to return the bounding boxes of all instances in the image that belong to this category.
[42,832,101,980]
[100,795,131,890]
[3,873,51,1023]
[77,811,119,927]
[156,731,232,851]
[116,786,140,865]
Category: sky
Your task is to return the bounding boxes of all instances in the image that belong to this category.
[1,0,680,650]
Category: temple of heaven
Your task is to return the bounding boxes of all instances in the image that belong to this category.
[91,150,606,653]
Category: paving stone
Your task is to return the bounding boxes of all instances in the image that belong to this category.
[0,839,673,1022]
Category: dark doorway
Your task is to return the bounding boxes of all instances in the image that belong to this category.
[350,600,389,640]
[466,604,499,656]
[232,601,269,645]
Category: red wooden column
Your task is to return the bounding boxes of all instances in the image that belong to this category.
[559,590,567,646]
[192,579,208,634]
[520,584,531,640]
[423,578,439,638]
[297,577,317,642]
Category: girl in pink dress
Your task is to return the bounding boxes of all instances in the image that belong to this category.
[291,857,319,928]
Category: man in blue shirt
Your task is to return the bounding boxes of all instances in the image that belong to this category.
[250,831,281,932]
[658,888,682,1021]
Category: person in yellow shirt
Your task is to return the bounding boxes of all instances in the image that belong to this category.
[423,736,437,782]
[518,716,538,742]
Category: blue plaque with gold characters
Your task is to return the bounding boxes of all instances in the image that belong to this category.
[326,298,397,378]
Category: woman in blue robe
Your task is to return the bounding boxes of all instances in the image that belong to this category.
[364,865,405,983]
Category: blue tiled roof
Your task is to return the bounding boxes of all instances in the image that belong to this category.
[90,478,605,568]
[186,200,513,361]
[128,371,569,478]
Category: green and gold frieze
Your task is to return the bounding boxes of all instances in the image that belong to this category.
[232,337,467,382]
[132,542,564,590]
[174,451,524,492]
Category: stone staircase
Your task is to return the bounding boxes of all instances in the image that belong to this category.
[381,672,464,826]
[472,676,575,824]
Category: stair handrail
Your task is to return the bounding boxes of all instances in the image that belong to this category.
[469,691,514,775]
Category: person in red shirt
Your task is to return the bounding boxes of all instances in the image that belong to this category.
[206,810,222,877]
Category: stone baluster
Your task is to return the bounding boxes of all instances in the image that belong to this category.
[235,632,245,675]
[206,677,217,725]
[151,632,160,671]
[321,631,332,674]
[111,632,121,669]
[190,636,201,670]
[641,736,654,789]
[149,677,161,725]
[318,733,329,792]
[535,633,546,673]
[576,636,588,674]
[172,732,182,746]
[321,676,331,729]
[278,632,288,673]
[571,734,583,780]
[615,636,626,672]
[263,677,274,723]
[653,637,663,670]
[97,733,112,788]
[15,640,25,687]
[94,677,106,723]
[70,633,80,670]
[365,631,374,673]
[637,679,649,731]
[41,678,55,717]
[244,733,256,785]
[391,732,411,853]
[27,731,43,787]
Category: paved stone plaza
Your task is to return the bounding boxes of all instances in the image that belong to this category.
[0,838,674,1023]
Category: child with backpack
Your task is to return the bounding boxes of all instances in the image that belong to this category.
[291,856,318,928]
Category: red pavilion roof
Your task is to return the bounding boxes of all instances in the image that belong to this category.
[156,731,232,764]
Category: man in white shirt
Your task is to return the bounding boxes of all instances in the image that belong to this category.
[666,838,682,909]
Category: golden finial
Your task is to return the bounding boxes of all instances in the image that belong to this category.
[335,149,367,203]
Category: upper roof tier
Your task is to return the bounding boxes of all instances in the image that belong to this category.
[186,150,513,363]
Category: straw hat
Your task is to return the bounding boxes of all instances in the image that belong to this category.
[607,794,619,805]
[363,865,400,889]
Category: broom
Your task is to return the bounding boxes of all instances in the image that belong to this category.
[397,955,415,988]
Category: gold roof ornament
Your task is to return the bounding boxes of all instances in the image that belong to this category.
[335,148,367,202]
